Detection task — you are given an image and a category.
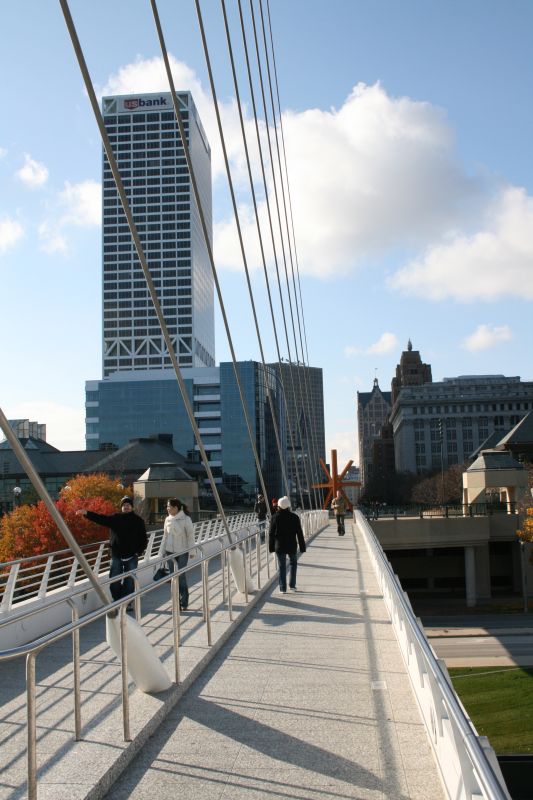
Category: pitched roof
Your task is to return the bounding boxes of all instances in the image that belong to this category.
[496,411,533,447]
[137,462,194,482]
[468,449,524,472]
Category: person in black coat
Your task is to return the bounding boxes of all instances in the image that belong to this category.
[268,495,306,593]
[254,493,268,542]
[77,496,147,603]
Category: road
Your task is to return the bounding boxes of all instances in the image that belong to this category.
[421,614,533,667]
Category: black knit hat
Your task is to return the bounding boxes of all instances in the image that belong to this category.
[121,496,134,507]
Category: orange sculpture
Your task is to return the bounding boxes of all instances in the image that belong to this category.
[312,449,360,511]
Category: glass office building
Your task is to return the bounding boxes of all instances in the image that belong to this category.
[85,361,286,500]
[101,91,214,378]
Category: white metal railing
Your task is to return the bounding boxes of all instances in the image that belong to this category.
[355,510,511,800]
[0,509,328,800]
[0,512,259,616]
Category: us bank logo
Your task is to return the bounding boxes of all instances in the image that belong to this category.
[122,96,168,111]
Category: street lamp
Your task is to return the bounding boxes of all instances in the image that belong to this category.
[13,486,22,508]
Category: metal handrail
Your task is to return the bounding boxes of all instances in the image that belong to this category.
[355,510,509,800]
[0,512,260,614]
[359,501,517,519]
[0,509,328,800]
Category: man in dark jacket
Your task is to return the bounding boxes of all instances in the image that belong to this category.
[77,496,147,602]
[254,493,268,542]
[268,495,306,593]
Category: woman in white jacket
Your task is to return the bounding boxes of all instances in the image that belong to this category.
[163,498,195,611]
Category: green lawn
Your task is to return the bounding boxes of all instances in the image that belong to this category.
[449,667,533,754]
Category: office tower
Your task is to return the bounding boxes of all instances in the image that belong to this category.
[270,362,326,497]
[101,91,214,378]
[85,361,287,500]
[357,379,392,489]
[390,374,533,473]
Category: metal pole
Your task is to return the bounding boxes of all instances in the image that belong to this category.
[171,575,180,683]
[133,575,141,621]
[226,550,233,622]
[203,561,212,646]
[256,532,261,589]
[242,546,249,604]
[119,606,131,741]
[26,652,37,800]
[68,600,82,740]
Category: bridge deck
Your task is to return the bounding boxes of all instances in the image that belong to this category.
[103,522,445,800]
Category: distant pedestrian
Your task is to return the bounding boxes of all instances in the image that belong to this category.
[77,496,147,609]
[268,496,306,593]
[254,493,268,542]
[163,498,195,611]
[331,490,346,536]
[271,497,278,515]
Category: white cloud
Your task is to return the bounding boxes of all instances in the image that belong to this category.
[344,332,398,357]
[214,81,488,276]
[389,187,533,301]
[0,217,24,254]
[39,179,101,254]
[16,154,49,187]
[367,332,398,354]
[100,55,255,184]
[58,180,101,227]
[462,324,512,352]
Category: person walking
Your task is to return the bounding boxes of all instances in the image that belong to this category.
[254,493,268,542]
[77,496,147,608]
[162,498,195,611]
[268,495,306,593]
[331,490,347,536]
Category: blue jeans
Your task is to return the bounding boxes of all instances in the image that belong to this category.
[336,515,345,535]
[167,552,189,608]
[109,554,138,601]
[276,551,298,591]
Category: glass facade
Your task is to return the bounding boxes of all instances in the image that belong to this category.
[220,362,286,501]
[85,361,287,499]
[101,92,214,378]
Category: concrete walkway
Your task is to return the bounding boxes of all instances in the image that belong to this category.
[104,522,446,800]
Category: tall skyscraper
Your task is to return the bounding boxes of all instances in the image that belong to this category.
[101,91,214,378]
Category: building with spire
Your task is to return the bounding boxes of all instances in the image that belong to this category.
[357,378,392,489]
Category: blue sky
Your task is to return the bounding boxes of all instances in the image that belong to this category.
[1,1,532,467]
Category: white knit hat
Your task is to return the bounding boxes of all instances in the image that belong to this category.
[277,496,291,510]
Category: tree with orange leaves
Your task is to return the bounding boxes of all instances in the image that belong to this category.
[0,473,132,562]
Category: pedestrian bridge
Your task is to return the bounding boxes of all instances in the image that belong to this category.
[0,513,510,799]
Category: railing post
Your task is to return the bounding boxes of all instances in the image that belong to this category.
[37,555,54,600]
[242,546,248,604]
[171,574,180,683]
[256,533,261,590]
[119,605,131,741]
[0,562,20,614]
[225,550,233,622]
[133,575,141,621]
[26,652,37,800]
[67,600,82,741]
[202,561,212,646]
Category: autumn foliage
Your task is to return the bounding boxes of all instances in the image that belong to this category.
[0,474,132,563]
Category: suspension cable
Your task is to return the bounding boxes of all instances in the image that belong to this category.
[236,0,316,507]
[218,0,307,510]
[60,0,236,538]
[259,0,323,501]
[192,0,292,499]
[248,0,320,507]
[148,0,274,511]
